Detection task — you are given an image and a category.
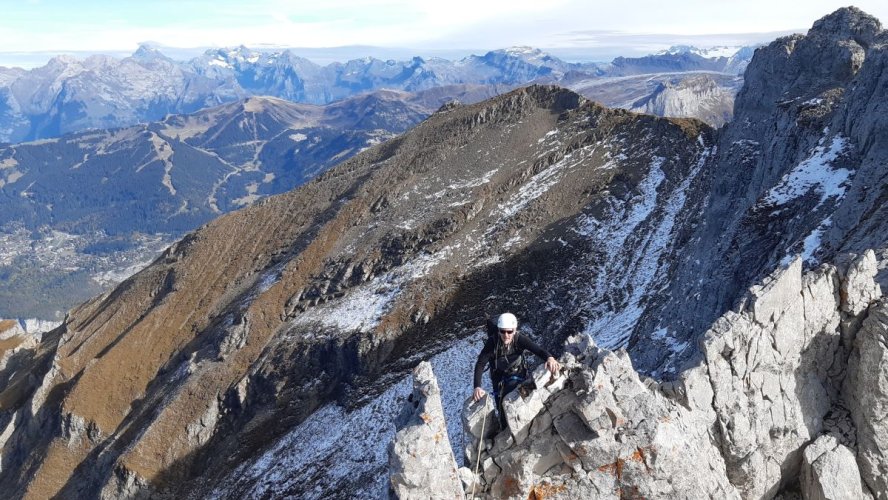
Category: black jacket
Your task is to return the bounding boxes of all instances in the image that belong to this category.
[473,331,552,389]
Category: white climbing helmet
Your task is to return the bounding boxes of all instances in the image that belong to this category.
[496,313,518,331]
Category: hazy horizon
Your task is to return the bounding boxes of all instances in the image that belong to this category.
[0,29,799,70]
[1,0,884,68]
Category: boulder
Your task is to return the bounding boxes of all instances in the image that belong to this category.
[801,435,871,500]
[840,250,882,316]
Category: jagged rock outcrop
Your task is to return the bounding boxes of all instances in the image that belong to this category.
[632,7,888,375]
[389,361,463,499]
[448,250,884,499]
[846,297,888,496]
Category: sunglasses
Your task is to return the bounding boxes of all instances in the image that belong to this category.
[498,329,515,335]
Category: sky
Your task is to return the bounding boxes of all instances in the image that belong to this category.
[1,0,886,68]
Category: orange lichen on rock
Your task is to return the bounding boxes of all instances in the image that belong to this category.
[501,475,522,497]
[598,457,625,480]
[527,482,568,500]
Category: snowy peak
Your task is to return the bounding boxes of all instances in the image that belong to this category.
[660,44,741,59]
[0,42,728,143]
[496,45,550,62]
[131,44,170,61]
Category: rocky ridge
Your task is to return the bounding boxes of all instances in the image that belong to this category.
[0,84,712,499]
[0,8,885,499]
[395,250,884,498]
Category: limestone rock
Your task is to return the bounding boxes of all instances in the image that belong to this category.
[457,467,477,496]
[841,250,882,316]
[462,392,497,466]
[389,361,464,500]
[502,364,566,445]
[473,336,739,499]
[700,259,846,498]
[801,435,871,500]
[845,299,888,497]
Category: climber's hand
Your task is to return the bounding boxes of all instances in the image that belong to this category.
[545,357,561,376]
[473,387,486,402]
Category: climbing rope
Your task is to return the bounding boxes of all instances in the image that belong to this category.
[470,393,489,500]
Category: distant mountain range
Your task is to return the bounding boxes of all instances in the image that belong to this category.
[0,44,756,321]
[0,44,756,143]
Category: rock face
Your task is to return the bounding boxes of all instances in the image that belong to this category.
[389,361,463,499]
[627,73,738,127]
[632,7,888,375]
[846,297,888,496]
[424,249,885,499]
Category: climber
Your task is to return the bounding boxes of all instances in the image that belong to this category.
[472,312,560,429]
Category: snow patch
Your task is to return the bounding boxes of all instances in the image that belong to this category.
[762,135,852,208]
[426,168,498,199]
[577,146,710,349]
[290,249,449,334]
[92,259,153,287]
[208,58,232,69]
[215,336,484,499]
[20,319,60,335]
[488,145,596,233]
[780,217,833,267]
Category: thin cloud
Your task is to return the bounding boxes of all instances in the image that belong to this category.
[0,0,885,67]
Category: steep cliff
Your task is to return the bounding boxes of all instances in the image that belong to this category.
[632,7,888,375]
